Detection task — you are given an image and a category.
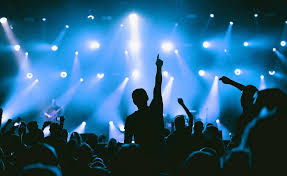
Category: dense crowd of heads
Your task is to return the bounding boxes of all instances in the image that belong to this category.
[0,55,286,176]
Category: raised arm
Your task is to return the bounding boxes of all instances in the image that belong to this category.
[124,117,133,144]
[178,98,194,132]
[219,76,245,91]
[153,54,163,101]
[0,108,2,129]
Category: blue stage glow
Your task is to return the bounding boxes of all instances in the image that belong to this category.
[97,73,104,79]
[198,70,205,76]
[269,70,276,76]
[87,15,94,20]
[0,17,7,24]
[14,44,20,51]
[65,25,69,29]
[51,45,58,51]
[280,41,286,47]
[273,48,276,52]
[243,42,249,47]
[89,41,100,49]
[229,21,233,25]
[80,78,84,82]
[42,17,46,22]
[161,42,174,52]
[210,14,214,18]
[234,69,241,75]
[203,41,210,48]
[60,72,67,78]
[26,73,33,79]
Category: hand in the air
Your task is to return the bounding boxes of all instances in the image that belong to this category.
[219,76,233,84]
[178,98,184,106]
[156,54,163,68]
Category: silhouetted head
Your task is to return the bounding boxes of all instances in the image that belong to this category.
[49,123,61,136]
[27,121,38,132]
[175,115,186,132]
[204,125,219,141]
[132,88,149,109]
[26,143,58,166]
[194,121,204,134]
[77,143,94,166]
[241,85,258,113]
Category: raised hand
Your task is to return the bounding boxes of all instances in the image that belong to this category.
[219,76,233,84]
[178,98,184,106]
[156,54,163,68]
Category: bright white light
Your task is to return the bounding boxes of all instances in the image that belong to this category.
[89,41,100,49]
[163,71,169,77]
[119,124,125,132]
[14,45,20,51]
[234,69,241,75]
[0,17,7,24]
[80,78,84,82]
[120,24,124,27]
[260,75,264,80]
[75,51,79,55]
[26,73,33,79]
[273,48,276,52]
[203,41,210,48]
[174,49,179,54]
[124,50,128,55]
[224,49,228,53]
[109,121,114,125]
[129,13,138,24]
[254,14,258,18]
[132,70,140,80]
[285,21,287,24]
[215,76,219,80]
[243,42,249,47]
[82,121,86,126]
[25,52,29,56]
[51,45,58,51]
[35,79,39,83]
[60,72,67,78]
[161,42,174,52]
[216,119,220,123]
[170,76,174,81]
[129,41,140,51]
[230,21,234,25]
[65,25,69,29]
[210,14,214,18]
[42,18,46,22]
[87,15,94,20]
[269,70,276,76]
[97,73,104,79]
[198,70,205,76]
[280,41,286,47]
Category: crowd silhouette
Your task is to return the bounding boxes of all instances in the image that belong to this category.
[0,54,286,176]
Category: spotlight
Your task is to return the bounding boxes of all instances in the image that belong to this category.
[203,41,210,48]
[198,70,205,76]
[234,69,241,75]
[269,70,276,76]
[129,13,138,24]
[14,45,20,51]
[216,119,220,123]
[80,78,84,82]
[51,45,58,51]
[25,52,29,56]
[273,48,276,52]
[129,41,140,51]
[260,75,264,80]
[35,79,39,83]
[119,124,125,132]
[26,73,33,79]
[254,14,258,18]
[87,15,95,20]
[170,76,174,81]
[125,77,129,81]
[60,72,67,78]
[161,42,174,52]
[215,76,219,80]
[132,70,140,80]
[120,24,124,27]
[82,121,86,126]
[229,21,233,25]
[210,14,214,18]
[285,21,287,24]
[42,18,46,22]
[75,51,79,55]
[97,73,104,79]
[0,17,7,24]
[89,41,100,49]
[280,41,286,47]
[124,50,128,55]
[65,25,69,29]
[175,23,178,27]
[243,42,249,47]
[162,71,169,77]
[109,121,114,125]
[174,49,179,54]
[224,49,228,53]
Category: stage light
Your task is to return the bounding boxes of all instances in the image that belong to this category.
[51,45,58,51]
[273,48,276,52]
[224,49,228,53]
[230,21,233,25]
[25,52,29,56]
[42,18,46,22]
[80,78,84,82]
[175,23,178,27]
[89,41,100,49]
[60,72,67,78]
[254,14,258,18]
[124,50,128,55]
[234,69,241,75]
[285,21,287,24]
[170,76,174,81]
[75,51,79,55]
[215,76,219,80]
[216,119,220,123]
[129,40,140,51]
[0,17,7,24]
[198,70,205,76]
[210,14,214,18]
[82,121,86,126]
[35,79,39,82]
[280,41,286,47]
[203,41,210,48]
[119,124,125,132]
[161,42,174,52]
[132,70,140,80]
[260,75,264,80]
[120,24,124,27]
[97,73,104,79]
[269,70,276,76]
[163,71,169,78]
[174,49,179,54]
[26,73,33,79]
[129,13,138,24]
[65,25,69,29]
[109,121,114,125]
[243,42,249,47]
[87,15,94,20]
[14,45,20,51]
